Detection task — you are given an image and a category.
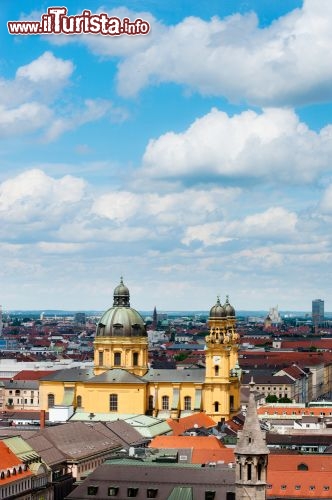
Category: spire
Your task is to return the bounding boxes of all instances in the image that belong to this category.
[235,378,269,456]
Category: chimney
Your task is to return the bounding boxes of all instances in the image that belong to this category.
[40,409,46,429]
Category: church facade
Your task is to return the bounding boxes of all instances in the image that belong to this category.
[39,279,241,422]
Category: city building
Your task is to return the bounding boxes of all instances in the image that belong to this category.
[39,279,241,422]
[66,380,270,500]
[74,312,86,325]
[312,299,325,327]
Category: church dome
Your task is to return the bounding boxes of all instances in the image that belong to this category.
[209,297,226,318]
[224,295,235,317]
[96,278,146,337]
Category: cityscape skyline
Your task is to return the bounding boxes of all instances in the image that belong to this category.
[1,0,332,311]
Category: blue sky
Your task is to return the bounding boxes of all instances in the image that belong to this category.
[0,0,332,312]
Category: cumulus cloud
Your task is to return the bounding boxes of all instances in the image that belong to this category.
[0,52,75,139]
[0,51,74,108]
[112,0,332,104]
[142,108,332,184]
[49,1,332,106]
[0,52,115,141]
[91,187,240,225]
[16,51,74,84]
[0,102,52,136]
[182,207,298,246]
[0,169,86,224]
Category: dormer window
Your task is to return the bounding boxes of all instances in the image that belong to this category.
[132,324,141,336]
[97,324,105,336]
[113,324,123,336]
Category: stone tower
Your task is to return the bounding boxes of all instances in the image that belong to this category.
[204,296,241,420]
[235,379,269,500]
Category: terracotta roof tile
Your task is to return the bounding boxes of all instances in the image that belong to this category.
[0,441,32,485]
[166,413,216,435]
[13,370,56,380]
[149,435,225,450]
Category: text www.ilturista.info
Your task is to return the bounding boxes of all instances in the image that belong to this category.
[8,7,150,36]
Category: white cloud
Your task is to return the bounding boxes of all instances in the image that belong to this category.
[91,187,240,225]
[320,184,332,213]
[44,99,118,142]
[182,222,233,246]
[37,242,88,253]
[0,52,74,109]
[142,108,332,184]
[16,51,74,84]
[0,102,52,136]
[0,52,76,138]
[227,207,298,237]
[111,0,332,104]
[182,207,298,246]
[0,52,114,141]
[48,1,332,105]
[0,169,86,223]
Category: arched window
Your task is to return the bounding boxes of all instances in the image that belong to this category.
[77,395,82,408]
[109,394,118,411]
[47,393,55,408]
[298,463,309,471]
[214,365,219,376]
[114,352,121,366]
[257,461,262,480]
[162,396,169,410]
[133,352,139,366]
[214,401,219,412]
[184,396,192,411]
[148,395,154,410]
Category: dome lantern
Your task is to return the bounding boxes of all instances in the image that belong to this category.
[113,276,130,307]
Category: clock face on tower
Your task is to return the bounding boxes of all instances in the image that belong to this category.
[213,356,221,363]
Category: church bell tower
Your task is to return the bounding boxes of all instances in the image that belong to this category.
[203,296,240,421]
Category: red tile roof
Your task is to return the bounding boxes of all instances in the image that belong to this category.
[258,406,332,417]
[13,370,55,380]
[0,441,32,485]
[167,413,217,435]
[149,435,235,465]
[267,454,332,498]
[149,435,225,450]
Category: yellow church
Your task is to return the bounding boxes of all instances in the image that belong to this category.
[39,279,241,422]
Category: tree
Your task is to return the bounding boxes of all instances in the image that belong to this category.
[265,394,278,403]
[278,396,292,403]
